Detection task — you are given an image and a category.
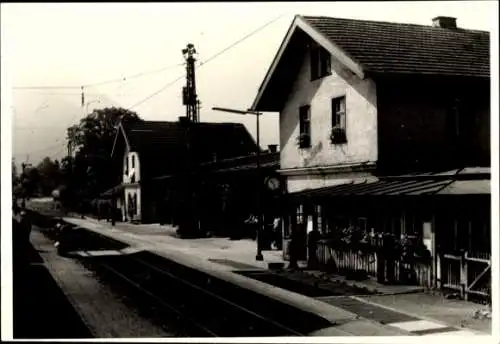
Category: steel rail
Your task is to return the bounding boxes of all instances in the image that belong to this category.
[132,256,304,336]
[98,260,217,337]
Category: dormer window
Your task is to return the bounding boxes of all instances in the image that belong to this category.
[124,156,129,175]
[131,155,135,169]
[310,44,331,80]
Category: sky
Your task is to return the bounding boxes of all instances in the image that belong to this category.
[1,1,498,168]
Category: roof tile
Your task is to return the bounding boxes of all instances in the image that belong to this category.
[302,16,490,77]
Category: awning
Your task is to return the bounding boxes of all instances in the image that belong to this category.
[438,179,490,195]
[290,177,490,199]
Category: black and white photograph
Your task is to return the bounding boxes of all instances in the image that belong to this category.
[1,1,498,341]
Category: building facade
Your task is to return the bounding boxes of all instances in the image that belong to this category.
[108,118,259,224]
[251,15,491,297]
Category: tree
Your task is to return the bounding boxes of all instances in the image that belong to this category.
[67,107,142,152]
[36,157,61,196]
[19,165,40,199]
[66,107,142,203]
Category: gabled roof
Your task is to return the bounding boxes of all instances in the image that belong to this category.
[252,15,490,112]
[110,120,259,177]
[120,121,185,154]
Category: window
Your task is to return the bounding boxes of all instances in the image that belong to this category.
[310,44,331,80]
[124,156,129,175]
[331,96,347,144]
[296,204,304,225]
[314,205,323,233]
[131,155,135,169]
[299,105,311,148]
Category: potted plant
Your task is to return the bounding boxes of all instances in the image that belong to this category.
[330,126,347,144]
[297,133,311,148]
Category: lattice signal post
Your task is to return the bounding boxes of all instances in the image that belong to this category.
[182,44,199,123]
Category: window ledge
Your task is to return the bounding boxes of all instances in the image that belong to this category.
[330,140,348,145]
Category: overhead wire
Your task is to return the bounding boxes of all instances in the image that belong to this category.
[14,14,285,159]
[12,62,185,90]
[199,14,284,66]
[126,13,285,111]
[83,62,185,88]
[126,75,185,110]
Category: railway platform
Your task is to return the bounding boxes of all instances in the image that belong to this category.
[28,228,175,338]
[60,216,490,337]
[11,235,93,339]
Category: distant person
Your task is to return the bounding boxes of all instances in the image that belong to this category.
[128,202,134,223]
[244,213,258,240]
[54,221,64,249]
[17,207,32,251]
[272,216,282,250]
[307,229,321,269]
[79,201,85,219]
[54,220,72,256]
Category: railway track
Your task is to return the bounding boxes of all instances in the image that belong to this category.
[85,253,305,337]
[33,213,333,337]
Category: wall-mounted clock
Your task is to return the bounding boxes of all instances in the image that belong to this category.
[266,176,281,191]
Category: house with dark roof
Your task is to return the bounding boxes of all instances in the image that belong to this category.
[250,15,491,296]
[108,118,259,223]
[196,150,282,237]
[149,148,282,238]
[253,15,490,192]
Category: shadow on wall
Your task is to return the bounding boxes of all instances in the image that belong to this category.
[376,76,491,173]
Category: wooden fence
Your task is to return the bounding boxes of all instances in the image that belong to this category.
[317,240,433,287]
[316,240,378,276]
[440,250,491,300]
[317,240,490,298]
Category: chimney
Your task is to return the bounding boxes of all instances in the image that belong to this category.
[268,144,278,153]
[432,16,457,29]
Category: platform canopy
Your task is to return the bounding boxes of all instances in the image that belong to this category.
[289,168,490,201]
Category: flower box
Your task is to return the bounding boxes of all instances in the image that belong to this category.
[297,133,311,148]
[330,126,347,144]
